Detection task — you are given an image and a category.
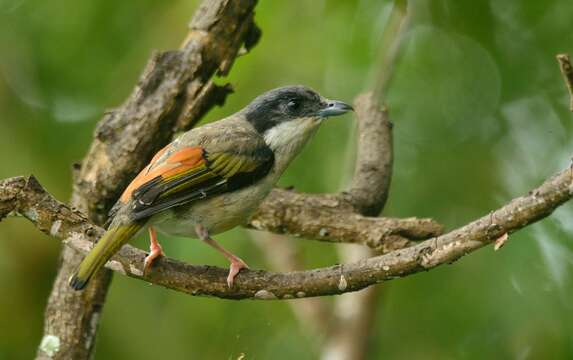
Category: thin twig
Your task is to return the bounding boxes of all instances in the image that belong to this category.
[557,53,573,111]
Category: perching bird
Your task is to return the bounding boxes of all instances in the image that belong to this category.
[69,85,352,290]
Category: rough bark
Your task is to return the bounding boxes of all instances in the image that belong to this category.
[35,1,260,359]
[345,93,393,215]
[3,153,572,300]
[250,189,441,252]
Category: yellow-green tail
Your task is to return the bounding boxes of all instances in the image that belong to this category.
[69,223,142,290]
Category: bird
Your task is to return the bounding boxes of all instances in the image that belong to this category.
[69,85,353,290]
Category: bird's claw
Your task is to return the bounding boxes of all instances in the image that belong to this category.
[143,242,165,276]
[227,258,249,288]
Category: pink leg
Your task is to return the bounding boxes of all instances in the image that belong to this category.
[195,224,249,288]
[144,226,165,275]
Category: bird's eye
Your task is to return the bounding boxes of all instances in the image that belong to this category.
[286,99,300,113]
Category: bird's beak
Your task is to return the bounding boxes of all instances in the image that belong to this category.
[318,100,354,118]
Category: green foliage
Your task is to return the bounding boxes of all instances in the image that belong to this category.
[1,0,573,358]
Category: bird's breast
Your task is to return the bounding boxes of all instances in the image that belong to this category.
[150,180,274,238]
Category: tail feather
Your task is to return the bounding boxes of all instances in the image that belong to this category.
[69,223,142,290]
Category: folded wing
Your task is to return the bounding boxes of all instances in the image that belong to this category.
[115,140,274,221]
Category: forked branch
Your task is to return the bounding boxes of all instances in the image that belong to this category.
[2,165,571,299]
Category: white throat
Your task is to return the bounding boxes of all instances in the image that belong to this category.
[263,117,321,177]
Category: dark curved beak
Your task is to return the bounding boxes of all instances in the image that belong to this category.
[318,100,354,118]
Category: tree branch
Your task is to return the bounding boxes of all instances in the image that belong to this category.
[250,189,441,253]
[345,93,393,216]
[4,160,572,300]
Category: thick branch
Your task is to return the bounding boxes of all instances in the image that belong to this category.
[249,189,440,253]
[345,92,393,215]
[4,164,571,300]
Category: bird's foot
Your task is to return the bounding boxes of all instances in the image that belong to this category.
[143,240,165,276]
[227,257,249,288]
[195,223,250,288]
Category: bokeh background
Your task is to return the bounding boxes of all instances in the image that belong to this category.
[2,0,573,358]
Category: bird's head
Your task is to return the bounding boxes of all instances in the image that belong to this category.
[242,85,353,151]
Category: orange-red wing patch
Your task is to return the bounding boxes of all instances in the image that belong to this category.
[166,147,203,165]
[120,146,205,203]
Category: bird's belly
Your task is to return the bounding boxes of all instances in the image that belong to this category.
[150,182,272,238]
